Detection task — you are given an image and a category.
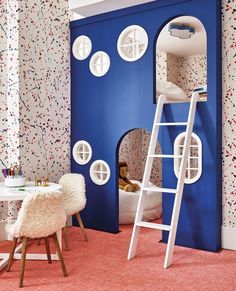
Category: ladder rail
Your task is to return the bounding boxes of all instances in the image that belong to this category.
[143,94,167,186]
[128,92,199,268]
[164,92,199,268]
[127,94,166,260]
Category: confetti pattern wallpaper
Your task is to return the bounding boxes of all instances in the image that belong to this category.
[174,55,207,96]
[0,0,8,220]
[119,129,162,186]
[0,0,235,238]
[156,50,207,96]
[167,54,207,96]
[7,0,20,167]
[222,0,236,229]
[0,0,70,224]
[19,0,70,183]
[156,50,167,81]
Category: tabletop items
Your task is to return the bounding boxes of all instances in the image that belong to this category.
[2,162,25,187]
[0,182,62,202]
[35,177,49,187]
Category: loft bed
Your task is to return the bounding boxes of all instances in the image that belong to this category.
[70,0,221,253]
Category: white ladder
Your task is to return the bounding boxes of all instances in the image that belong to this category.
[127,92,199,268]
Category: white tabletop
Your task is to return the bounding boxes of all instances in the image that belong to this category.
[0,182,62,201]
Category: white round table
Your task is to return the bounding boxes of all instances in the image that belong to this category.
[0,181,62,271]
[0,182,62,201]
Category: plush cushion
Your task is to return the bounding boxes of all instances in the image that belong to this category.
[6,191,66,239]
[156,80,187,101]
[59,173,86,216]
[119,180,162,224]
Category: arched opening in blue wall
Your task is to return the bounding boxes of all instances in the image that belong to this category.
[117,128,162,226]
[155,15,207,103]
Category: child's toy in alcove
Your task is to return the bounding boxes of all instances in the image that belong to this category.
[118,162,140,192]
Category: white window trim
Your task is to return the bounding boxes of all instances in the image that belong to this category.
[72,35,92,60]
[72,140,92,165]
[90,160,111,185]
[117,25,148,62]
[174,132,202,184]
[89,51,110,77]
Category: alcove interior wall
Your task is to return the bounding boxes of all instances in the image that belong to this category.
[119,129,162,187]
[156,50,207,96]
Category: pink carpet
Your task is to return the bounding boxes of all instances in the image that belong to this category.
[0,222,236,290]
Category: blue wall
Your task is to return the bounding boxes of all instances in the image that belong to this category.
[70,0,222,251]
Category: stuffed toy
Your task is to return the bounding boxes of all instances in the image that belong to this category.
[119,162,140,192]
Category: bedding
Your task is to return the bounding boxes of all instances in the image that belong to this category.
[156,80,188,101]
[119,180,162,224]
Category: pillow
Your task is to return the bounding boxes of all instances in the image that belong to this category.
[156,80,187,101]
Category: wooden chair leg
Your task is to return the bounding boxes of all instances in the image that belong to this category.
[19,236,28,288]
[76,212,88,241]
[63,224,69,251]
[44,237,52,264]
[6,237,18,272]
[52,233,68,277]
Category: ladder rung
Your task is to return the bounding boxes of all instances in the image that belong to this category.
[143,186,176,194]
[164,99,191,104]
[155,122,188,126]
[136,221,171,231]
[179,167,199,171]
[149,154,182,158]
[179,145,198,149]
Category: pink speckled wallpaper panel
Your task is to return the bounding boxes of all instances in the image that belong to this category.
[157,51,207,97]
[156,50,167,82]
[19,0,70,183]
[0,0,70,224]
[119,129,162,186]
[119,130,143,181]
[0,0,8,176]
[222,0,236,228]
[167,54,207,96]
[0,0,8,220]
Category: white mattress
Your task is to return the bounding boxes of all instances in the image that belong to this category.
[156,80,188,101]
[119,180,162,224]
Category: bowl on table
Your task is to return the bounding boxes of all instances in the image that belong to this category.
[4,176,26,187]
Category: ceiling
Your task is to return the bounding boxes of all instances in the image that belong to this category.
[157,16,207,56]
[69,0,155,18]
[70,1,207,57]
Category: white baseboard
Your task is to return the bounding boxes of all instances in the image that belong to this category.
[0,221,8,242]
[221,226,236,250]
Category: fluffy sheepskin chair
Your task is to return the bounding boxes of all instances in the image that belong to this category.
[6,191,68,288]
[59,173,88,251]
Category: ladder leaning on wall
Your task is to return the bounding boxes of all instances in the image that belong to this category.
[127,92,200,268]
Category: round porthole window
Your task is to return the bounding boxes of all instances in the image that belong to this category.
[90,160,111,185]
[117,25,148,62]
[72,35,92,60]
[89,51,110,77]
[73,140,92,165]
